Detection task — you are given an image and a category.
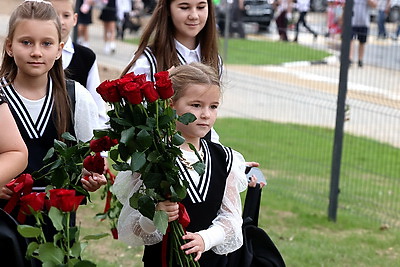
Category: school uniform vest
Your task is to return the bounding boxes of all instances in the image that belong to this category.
[65,43,96,87]
[0,78,74,189]
[142,139,233,266]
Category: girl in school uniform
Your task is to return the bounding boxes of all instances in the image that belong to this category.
[0,0,105,204]
[121,0,223,82]
[114,62,248,266]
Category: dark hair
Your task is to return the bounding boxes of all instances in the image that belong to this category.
[0,0,71,139]
[121,0,219,77]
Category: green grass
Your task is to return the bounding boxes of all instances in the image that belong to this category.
[78,118,400,266]
[124,38,331,65]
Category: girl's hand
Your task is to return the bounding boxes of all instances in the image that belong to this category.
[156,200,179,222]
[245,161,259,168]
[81,172,107,192]
[181,232,205,261]
[0,185,14,200]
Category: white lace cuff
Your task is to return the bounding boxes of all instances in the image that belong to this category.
[197,225,225,252]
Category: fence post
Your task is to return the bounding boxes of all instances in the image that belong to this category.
[328,0,353,222]
[223,0,232,62]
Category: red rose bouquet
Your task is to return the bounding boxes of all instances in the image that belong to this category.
[94,71,204,266]
[17,188,107,265]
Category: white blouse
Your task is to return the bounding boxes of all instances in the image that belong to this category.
[114,148,248,255]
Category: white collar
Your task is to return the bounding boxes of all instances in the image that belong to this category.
[174,39,201,61]
[63,37,75,54]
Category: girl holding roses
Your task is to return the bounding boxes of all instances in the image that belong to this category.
[114,63,248,266]
[0,0,106,227]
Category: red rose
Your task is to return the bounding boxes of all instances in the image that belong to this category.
[96,80,121,103]
[111,228,118,239]
[119,72,147,87]
[20,192,46,215]
[49,189,85,212]
[83,152,105,174]
[90,136,118,152]
[120,82,143,105]
[140,82,159,103]
[154,71,173,99]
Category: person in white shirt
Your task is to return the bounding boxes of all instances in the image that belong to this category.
[51,0,108,129]
[293,0,318,42]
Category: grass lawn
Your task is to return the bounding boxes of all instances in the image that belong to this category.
[124,38,331,65]
[78,118,400,266]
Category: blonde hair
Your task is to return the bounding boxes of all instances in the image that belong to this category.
[0,0,71,139]
[169,62,221,102]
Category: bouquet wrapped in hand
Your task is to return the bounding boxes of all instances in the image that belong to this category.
[94,71,204,266]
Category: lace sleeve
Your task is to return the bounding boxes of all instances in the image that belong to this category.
[208,169,244,255]
[114,171,163,247]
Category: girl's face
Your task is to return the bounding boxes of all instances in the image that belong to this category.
[170,0,208,48]
[6,19,63,79]
[172,83,220,144]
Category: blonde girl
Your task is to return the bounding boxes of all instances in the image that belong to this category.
[0,0,104,199]
[115,63,247,266]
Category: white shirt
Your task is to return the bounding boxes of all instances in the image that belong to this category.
[14,80,98,142]
[62,37,108,129]
[114,147,247,253]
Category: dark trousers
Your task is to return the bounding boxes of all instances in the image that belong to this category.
[295,11,317,39]
[276,11,288,41]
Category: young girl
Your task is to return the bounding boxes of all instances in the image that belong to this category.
[121,0,222,81]
[0,0,105,200]
[114,62,248,266]
[0,91,28,187]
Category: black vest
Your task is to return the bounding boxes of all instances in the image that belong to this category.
[143,140,233,266]
[65,43,96,87]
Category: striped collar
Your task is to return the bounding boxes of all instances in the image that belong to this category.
[0,77,54,139]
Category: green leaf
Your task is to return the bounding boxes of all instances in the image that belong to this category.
[48,207,64,231]
[26,241,39,257]
[142,172,162,189]
[171,133,185,146]
[147,150,162,163]
[70,241,82,258]
[36,243,64,264]
[109,149,120,162]
[146,117,156,128]
[171,182,187,202]
[112,162,130,171]
[137,129,153,149]
[120,127,135,144]
[17,225,42,238]
[130,151,146,172]
[129,192,141,209]
[138,195,155,220]
[82,233,109,240]
[54,139,67,152]
[193,161,206,176]
[178,113,196,125]
[154,210,169,235]
[61,132,77,142]
[111,117,132,127]
[50,167,68,188]
[43,147,55,162]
